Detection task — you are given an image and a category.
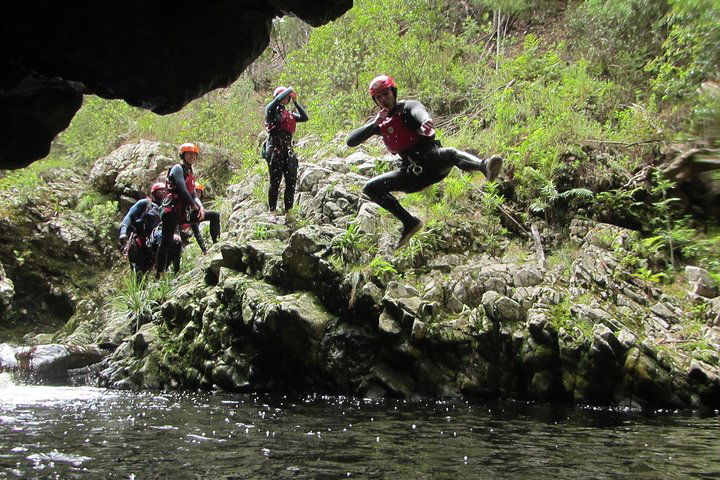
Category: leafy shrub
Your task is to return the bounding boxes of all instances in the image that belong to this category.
[567,0,669,86]
[647,0,720,101]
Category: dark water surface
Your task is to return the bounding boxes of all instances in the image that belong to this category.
[1,376,718,479]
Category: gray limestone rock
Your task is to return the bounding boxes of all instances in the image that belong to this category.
[296,164,335,194]
[379,310,402,336]
[685,266,718,298]
[0,262,14,312]
[0,343,105,382]
[89,140,176,197]
[482,291,525,323]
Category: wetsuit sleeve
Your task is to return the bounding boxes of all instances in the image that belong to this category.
[402,100,431,130]
[169,165,195,207]
[293,101,309,122]
[265,87,295,124]
[346,121,380,147]
[119,199,148,236]
[191,223,207,253]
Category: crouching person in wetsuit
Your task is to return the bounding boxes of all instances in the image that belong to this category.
[179,183,221,254]
[118,182,166,277]
[264,86,309,215]
[346,75,503,248]
[156,143,220,273]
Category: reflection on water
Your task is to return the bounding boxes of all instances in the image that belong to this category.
[0,382,718,479]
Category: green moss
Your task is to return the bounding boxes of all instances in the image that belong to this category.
[547,296,594,340]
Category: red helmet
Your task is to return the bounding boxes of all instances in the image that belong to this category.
[151,182,166,193]
[369,75,396,98]
[273,86,287,97]
[195,182,204,192]
[178,142,199,159]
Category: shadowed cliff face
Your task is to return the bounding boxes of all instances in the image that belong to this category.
[0,0,352,170]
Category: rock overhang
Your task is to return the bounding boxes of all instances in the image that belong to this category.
[0,0,353,169]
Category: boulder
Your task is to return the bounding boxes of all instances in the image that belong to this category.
[0,261,14,313]
[685,266,718,298]
[0,343,105,383]
[482,291,525,323]
[89,141,177,197]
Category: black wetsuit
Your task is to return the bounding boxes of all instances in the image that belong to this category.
[119,198,163,276]
[264,88,309,212]
[346,100,489,227]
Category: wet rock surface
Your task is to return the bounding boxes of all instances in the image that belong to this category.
[70,146,718,408]
[9,139,720,409]
[0,170,118,336]
[0,343,106,383]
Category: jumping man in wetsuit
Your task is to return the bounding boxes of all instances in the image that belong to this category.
[264,86,309,215]
[156,143,221,273]
[346,75,503,248]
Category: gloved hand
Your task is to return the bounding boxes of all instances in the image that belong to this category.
[118,233,128,250]
[420,118,435,136]
[373,108,389,126]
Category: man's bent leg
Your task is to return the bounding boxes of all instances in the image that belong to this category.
[363,170,421,225]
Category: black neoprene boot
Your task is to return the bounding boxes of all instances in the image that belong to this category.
[396,216,424,249]
[483,155,503,181]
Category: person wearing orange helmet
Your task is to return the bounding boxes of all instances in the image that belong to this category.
[347,75,503,248]
[156,143,210,272]
[118,181,167,277]
[263,86,309,215]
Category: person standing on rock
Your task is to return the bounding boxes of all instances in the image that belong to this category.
[156,143,220,273]
[264,86,309,217]
[118,181,167,277]
[346,75,503,248]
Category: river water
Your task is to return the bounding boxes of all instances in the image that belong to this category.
[0,375,718,479]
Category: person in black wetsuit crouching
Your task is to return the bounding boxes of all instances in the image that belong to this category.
[346,75,503,248]
[264,86,309,216]
[118,181,166,277]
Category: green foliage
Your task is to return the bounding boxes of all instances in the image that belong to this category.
[443,173,474,202]
[0,169,42,206]
[111,273,172,332]
[59,96,137,165]
[567,0,668,86]
[647,0,720,101]
[547,296,594,339]
[630,266,668,284]
[478,180,505,216]
[47,77,262,193]
[281,0,489,137]
[529,183,594,221]
[332,223,376,265]
[398,221,443,262]
[687,85,720,144]
[593,187,645,224]
[74,192,119,245]
[368,255,398,277]
[254,224,270,240]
